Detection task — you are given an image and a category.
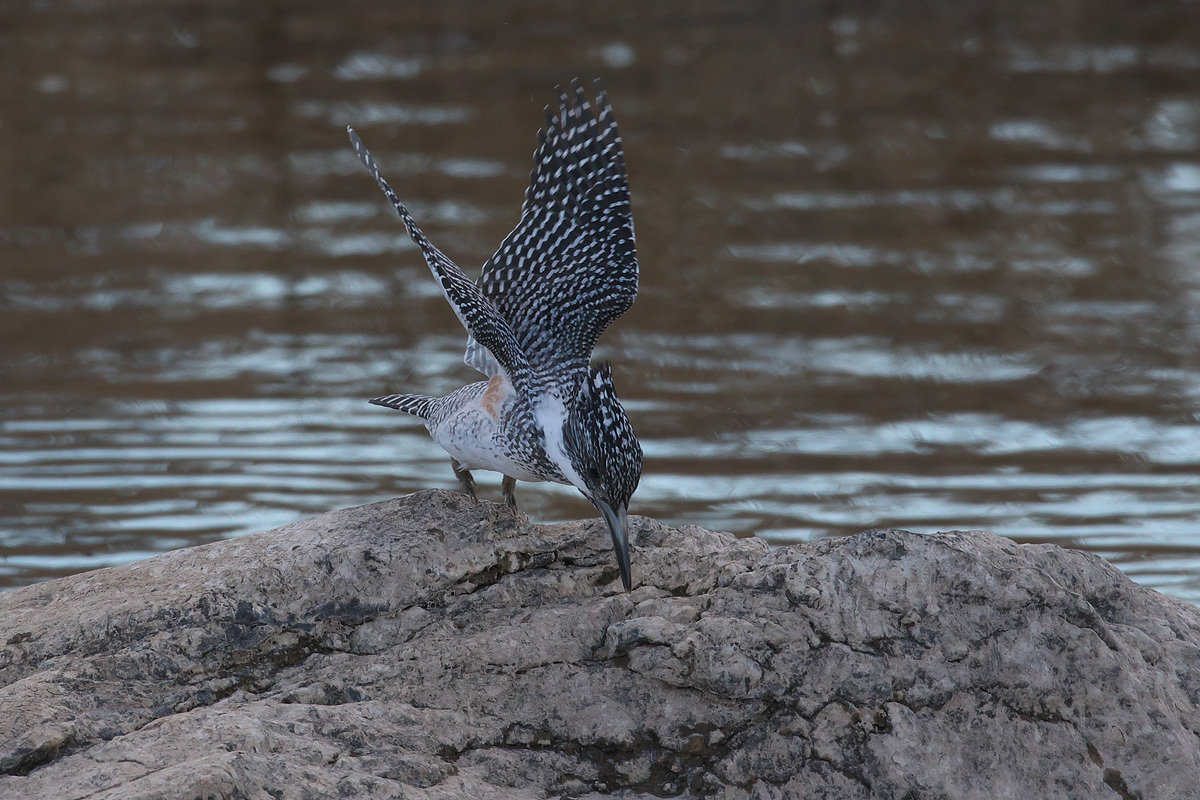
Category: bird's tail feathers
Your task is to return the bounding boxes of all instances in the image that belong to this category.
[369,393,436,419]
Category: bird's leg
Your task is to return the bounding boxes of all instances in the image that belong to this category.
[451,458,478,502]
[501,475,518,514]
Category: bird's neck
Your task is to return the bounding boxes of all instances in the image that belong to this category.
[534,395,587,492]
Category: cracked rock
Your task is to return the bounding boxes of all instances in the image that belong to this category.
[1,490,1198,799]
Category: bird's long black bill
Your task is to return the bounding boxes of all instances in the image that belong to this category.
[599,501,631,591]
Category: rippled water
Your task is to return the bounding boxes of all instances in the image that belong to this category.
[3,2,1200,601]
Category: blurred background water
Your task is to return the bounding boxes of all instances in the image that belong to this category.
[2,0,1200,601]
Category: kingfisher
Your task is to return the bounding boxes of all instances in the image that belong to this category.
[349,82,643,591]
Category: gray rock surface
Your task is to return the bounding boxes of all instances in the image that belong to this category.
[1,489,1198,799]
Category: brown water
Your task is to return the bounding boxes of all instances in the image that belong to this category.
[3,1,1200,601]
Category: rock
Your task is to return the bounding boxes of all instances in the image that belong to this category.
[1,489,1198,799]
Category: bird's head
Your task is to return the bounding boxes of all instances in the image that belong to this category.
[564,362,643,591]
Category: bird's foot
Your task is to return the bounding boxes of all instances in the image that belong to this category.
[451,459,478,502]
[501,475,519,517]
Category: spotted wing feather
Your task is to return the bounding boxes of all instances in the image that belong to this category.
[348,127,531,391]
[467,82,638,388]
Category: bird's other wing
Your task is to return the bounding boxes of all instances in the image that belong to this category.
[348,127,532,391]
[463,336,502,378]
[466,81,638,388]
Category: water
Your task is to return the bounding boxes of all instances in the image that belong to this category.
[3,2,1200,601]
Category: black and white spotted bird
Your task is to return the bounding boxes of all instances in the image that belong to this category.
[349,82,643,591]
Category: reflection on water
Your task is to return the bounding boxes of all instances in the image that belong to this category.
[2,1,1200,602]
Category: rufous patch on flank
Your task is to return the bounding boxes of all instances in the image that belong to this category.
[480,374,507,419]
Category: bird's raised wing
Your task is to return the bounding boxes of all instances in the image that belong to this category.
[348,128,532,391]
[465,82,638,389]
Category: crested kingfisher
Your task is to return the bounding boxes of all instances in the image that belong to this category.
[348,82,643,591]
